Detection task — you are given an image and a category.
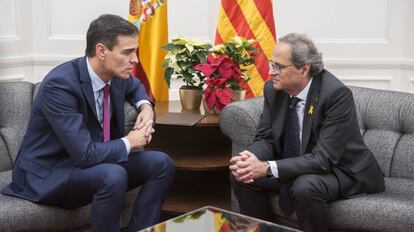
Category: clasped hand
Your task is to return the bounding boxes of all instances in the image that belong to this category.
[229,150,268,184]
[126,103,155,150]
[126,120,154,150]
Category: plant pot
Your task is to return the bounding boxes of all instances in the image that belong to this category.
[232,89,246,101]
[179,86,202,110]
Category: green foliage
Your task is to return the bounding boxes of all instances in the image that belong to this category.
[213,36,257,67]
[212,36,257,90]
[162,36,257,91]
[162,37,212,88]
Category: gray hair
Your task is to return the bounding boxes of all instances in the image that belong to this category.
[279,33,324,77]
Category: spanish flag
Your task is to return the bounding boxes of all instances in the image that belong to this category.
[215,0,277,98]
[128,0,169,102]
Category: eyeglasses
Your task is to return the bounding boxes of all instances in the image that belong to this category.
[268,60,293,73]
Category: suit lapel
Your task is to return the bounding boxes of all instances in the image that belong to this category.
[110,79,125,136]
[79,57,98,121]
[273,91,290,156]
[302,75,321,154]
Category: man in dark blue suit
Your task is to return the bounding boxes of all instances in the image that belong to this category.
[2,14,175,232]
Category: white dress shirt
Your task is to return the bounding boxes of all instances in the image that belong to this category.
[268,78,313,178]
[86,58,151,154]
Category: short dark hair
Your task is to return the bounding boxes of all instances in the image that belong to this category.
[85,14,138,57]
[279,33,324,77]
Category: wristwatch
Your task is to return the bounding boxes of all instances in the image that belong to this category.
[266,162,273,178]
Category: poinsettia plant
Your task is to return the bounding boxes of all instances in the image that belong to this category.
[195,36,257,112]
[162,36,212,88]
[195,54,240,111]
[212,36,257,90]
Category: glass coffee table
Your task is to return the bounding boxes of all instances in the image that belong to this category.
[139,206,300,232]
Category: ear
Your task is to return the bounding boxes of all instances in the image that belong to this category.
[95,43,107,60]
[301,64,311,78]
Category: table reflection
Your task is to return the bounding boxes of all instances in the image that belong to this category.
[139,206,301,232]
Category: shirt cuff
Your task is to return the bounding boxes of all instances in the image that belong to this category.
[135,100,152,111]
[121,137,131,154]
[267,161,279,178]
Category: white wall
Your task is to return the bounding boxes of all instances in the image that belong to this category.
[1,0,413,99]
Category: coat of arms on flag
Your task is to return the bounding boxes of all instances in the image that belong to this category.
[128,0,169,102]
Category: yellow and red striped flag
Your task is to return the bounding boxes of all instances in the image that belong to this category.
[128,0,169,102]
[216,0,277,98]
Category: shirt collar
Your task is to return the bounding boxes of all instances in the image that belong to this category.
[296,78,313,102]
[86,57,111,92]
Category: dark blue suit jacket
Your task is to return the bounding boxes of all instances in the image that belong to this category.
[2,57,151,205]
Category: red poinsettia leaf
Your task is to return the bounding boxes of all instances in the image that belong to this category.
[233,64,241,75]
[210,54,227,66]
[218,62,235,79]
[204,86,212,96]
[205,78,216,87]
[232,71,242,82]
[218,223,231,232]
[239,79,247,88]
[232,76,240,82]
[206,54,216,64]
[194,63,216,77]
[231,70,242,82]
[215,88,233,111]
[205,77,227,87]
[220,55,232,63]
[204,88,217,110]
[218,58,241,80]
[216,78,228,86]
[219,88,233,104]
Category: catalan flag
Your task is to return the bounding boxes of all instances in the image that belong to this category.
[215,0,277,98]
[128,0,169,102]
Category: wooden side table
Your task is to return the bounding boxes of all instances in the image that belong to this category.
[146,101,231,216]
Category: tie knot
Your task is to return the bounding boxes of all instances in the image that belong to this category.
[290,97,300,109]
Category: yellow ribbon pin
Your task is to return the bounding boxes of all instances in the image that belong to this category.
[308,105,314,115]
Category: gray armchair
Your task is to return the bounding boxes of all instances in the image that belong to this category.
[0,81,139,231]
[220,86,414,232]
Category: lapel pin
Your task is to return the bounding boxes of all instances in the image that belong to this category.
[308,105,314,116]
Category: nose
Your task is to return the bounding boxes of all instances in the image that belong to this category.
[268,66,277,76]
[131,52,138,64]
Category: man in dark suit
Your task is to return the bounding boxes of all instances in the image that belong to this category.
[230,33,385,232]
[2,14,175,232]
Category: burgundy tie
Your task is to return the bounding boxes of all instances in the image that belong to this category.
[103,83,110,142]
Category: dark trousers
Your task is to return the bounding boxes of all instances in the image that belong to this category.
[231,173,343,232]
[60,151,175,232]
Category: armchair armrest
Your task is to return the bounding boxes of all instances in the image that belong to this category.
[124,102,139,134]
[219,97,264,153]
